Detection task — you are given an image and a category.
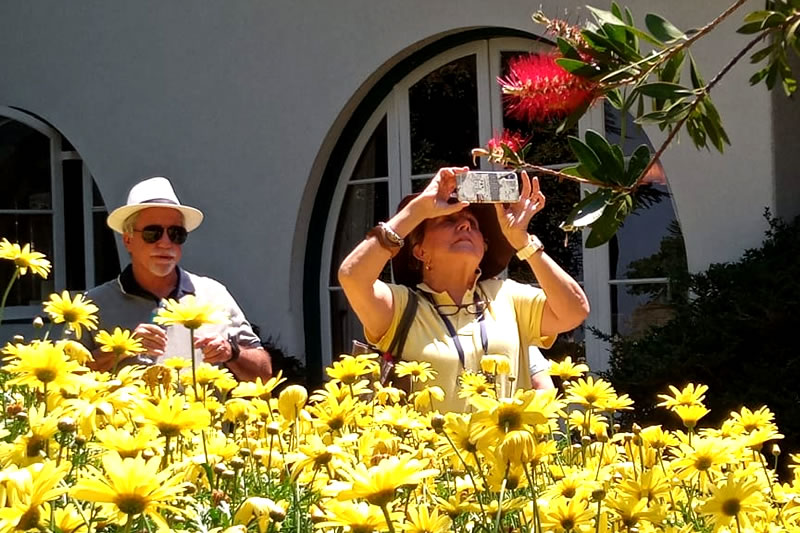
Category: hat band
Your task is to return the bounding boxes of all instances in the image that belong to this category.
[139,198,179,205]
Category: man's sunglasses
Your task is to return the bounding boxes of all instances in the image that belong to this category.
[133,225,188,244]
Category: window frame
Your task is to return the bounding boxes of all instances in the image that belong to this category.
[0,106,114,321]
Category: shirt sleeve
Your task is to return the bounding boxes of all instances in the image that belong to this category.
[506,279,557,350]
[363,283,409,352]
[203,278,262,348]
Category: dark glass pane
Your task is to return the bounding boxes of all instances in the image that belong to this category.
[508,174,583,282]
[351,116,388,180]
[63,160,85,290]
[330,290,368,358]
[611,282,674,337]
[329,182,390,284]
[499,52,577,166]
[409,55,478,174]
[609,187,687,283]
[93,211,121,285]
[0,118,51,210]
[0,214,55,305]
[92,181,104,207]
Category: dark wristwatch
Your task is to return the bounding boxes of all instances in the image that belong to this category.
[227,335,241,362]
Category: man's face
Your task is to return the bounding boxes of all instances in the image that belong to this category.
[123,207,185,278]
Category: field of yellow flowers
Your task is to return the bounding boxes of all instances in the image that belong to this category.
[1,238,799,533]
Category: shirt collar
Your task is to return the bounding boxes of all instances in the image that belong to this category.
[415,269,482,305]
[117,265,195,301]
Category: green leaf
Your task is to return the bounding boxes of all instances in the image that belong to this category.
[568,136,602,176]
[585,204,624,248]
[585,130,625,182]
[645,13,686,43]
[762,12,787,29]
[555,58,598,77]
[635,81,692,99]
[557,37,582,60]
[557,97,593,134]
[750,67,770,85]
[689,54,705,89]
[737,21,765,34]
[625,144,652,186]
[743,10,774,23]
[766,61,780,89]
[606,88,624,109]
[660,50,686,83]
[587,5,627,27]
[562,190,612,231]
[749,43,776,63]
[611,2,624,21]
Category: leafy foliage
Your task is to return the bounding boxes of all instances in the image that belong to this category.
[601,211,800,473]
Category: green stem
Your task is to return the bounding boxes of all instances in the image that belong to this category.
[122,514,134,533]
[189,328,199,399]
[380,503,396,533]
[0,268,20,326]
[494,464,510,533]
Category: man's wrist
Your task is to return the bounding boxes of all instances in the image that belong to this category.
[227,335,241,362]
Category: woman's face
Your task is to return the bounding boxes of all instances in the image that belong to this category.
[416,209,485,269]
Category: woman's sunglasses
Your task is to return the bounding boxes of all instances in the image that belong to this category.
[134,225,188,244]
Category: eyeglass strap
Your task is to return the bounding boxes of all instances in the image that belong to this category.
[426,289,489,368]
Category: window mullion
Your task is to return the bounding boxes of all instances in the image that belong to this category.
[395,84,412,198]
[82,162,95,289]
[476,40,492,171]
[51,136,66,293]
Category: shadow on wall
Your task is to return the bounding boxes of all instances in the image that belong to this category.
[251,324,308,390]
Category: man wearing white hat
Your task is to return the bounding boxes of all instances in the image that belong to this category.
[84,176,272,381]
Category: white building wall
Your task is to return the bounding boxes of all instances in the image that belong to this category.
[0,1,788,359]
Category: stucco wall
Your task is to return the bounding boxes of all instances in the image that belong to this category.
[0,1,789,360]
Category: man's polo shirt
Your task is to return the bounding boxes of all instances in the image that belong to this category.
[84,265,261,365]
[366,278,555,413]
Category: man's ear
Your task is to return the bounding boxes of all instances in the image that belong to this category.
[122,232,133,251]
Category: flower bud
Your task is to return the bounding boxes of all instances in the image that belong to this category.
[581,435,592,447]
[74,435,87,447]
[266,422,281,436]
[214,463,228,474]
[142,449,156,460]
[431,414,445,433]
[772,444,781,456]
[230,457,246,470]
[239,447,252,458]
[32,316,45,328]
[221,469,236,480]
[11,335,24,344]
[57,416,77,434]
[591,487,606,502]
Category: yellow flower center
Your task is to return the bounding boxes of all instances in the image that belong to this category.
[366,488,396,507]
[560,518,575,530]
[62,310,79,323]
[115,494,148,515]
[17,508,41,530]
[721,498,741,517]
[158,423,181,438]
[695,456,713,471]
[34,368,57,383]
[497,406,522,433]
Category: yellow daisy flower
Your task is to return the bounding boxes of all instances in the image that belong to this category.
[5,340,82,392]
[43,291,99,339]
[327,354,377,385]
[548,355,589,380]
[458,371,496,400]
[136,394,211,438]
[469,389,548,447]
[70,452,187,530]
[698,472,765,532]
[318,500,396,532]
[480,354,512,375]
[673,404,711,430]
[395,361,436,383]
[540,495,595,533]
[656,383,709,410]
[0,461,69,530]
[403,505,452,533]
[231,371,287,400]
[335,455,439,506]
[93,425,160,459]
[94,327,145,368]
[153,295,228,330]
[278,384,308,421]
[0,238,51,278]
[565,376,618,410]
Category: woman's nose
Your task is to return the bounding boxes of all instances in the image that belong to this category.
[456,219,471,232]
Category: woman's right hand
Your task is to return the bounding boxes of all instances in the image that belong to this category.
[408,166,470,221]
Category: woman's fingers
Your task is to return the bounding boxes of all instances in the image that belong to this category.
[520,170,532,199]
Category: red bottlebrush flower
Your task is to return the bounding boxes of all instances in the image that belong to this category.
[487,130,529,154]
[499,53,598,124]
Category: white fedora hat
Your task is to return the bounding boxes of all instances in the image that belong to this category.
[107,177,204,234]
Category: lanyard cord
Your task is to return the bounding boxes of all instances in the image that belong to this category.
[426,288,489,368]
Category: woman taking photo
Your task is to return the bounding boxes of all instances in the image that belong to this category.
[338,166,589,412]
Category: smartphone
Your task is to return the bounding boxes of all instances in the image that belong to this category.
[456,171,520,203]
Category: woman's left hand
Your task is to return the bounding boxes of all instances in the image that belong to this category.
[495,170,545,250]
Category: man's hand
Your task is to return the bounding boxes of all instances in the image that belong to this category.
[133,323,168,357]
[194,333,233,364]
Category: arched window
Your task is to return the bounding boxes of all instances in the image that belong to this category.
[308,32,688,376]
[0,107,120,327]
